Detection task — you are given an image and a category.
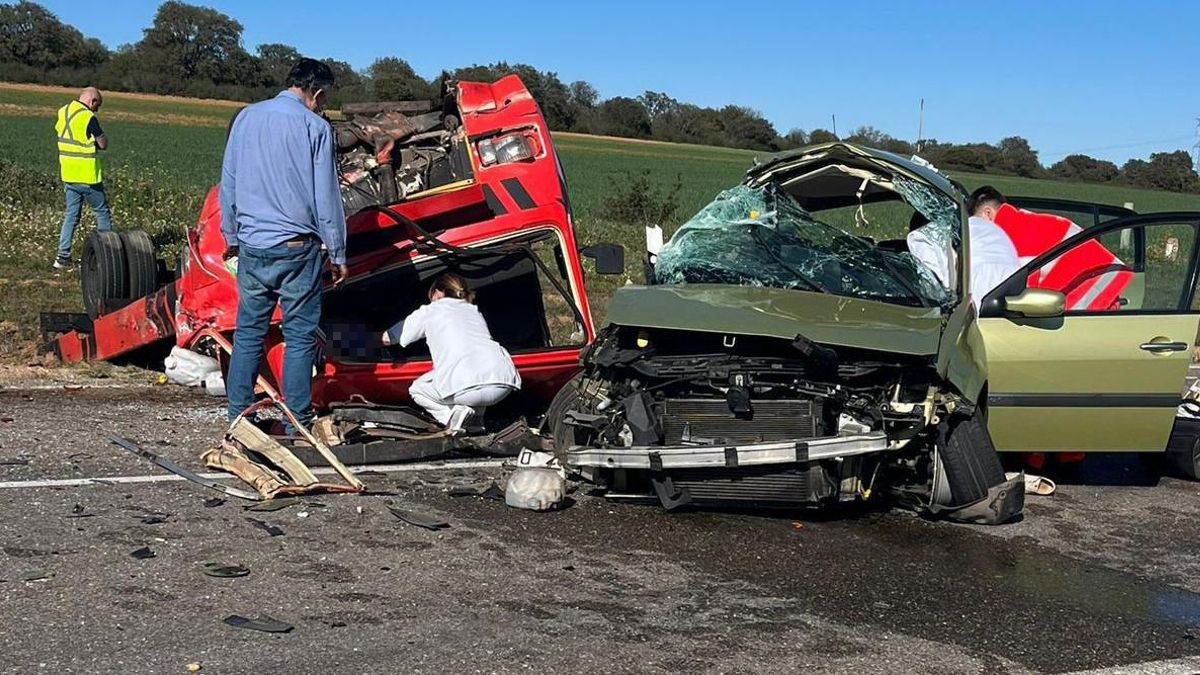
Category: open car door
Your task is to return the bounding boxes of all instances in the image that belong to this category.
[978,212,1200,453]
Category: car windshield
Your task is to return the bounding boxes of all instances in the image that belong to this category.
[654,182,951,307]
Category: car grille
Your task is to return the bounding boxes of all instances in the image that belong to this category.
[668,465,836,505]
[660,398,818,445]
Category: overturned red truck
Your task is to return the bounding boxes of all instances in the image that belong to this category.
[44,76,621,430]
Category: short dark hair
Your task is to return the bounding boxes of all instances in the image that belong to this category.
[286,58,335,93]
[966,185,1006,216]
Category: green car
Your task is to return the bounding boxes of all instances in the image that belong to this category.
[547,143,1200,524]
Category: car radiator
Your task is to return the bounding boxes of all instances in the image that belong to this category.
[667,465,837,506]
[660,398,818,445]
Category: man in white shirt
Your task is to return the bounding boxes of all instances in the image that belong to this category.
[907,185,1021,306]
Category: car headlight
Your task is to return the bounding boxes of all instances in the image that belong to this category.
[477,132,539,166]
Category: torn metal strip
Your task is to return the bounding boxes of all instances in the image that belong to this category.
[111,437,264,501]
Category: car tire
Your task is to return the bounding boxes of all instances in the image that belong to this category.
[544,375,586,460]
[81,230,128,319]
[931,412,1024,524]
[1165,416,1200,480]
[120,230,158,302]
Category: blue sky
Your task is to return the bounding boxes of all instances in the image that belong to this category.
[36,0,1200,165]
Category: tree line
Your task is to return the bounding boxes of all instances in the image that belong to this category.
[3,0,1198,194]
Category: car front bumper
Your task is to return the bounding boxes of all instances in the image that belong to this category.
[565,433,889,471]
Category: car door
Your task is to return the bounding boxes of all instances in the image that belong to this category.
[978,212,1200,453]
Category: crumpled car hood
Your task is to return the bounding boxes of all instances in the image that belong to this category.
[605,284,945,356]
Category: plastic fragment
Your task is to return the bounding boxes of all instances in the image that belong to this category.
[244,498,301,512]
[244,518,284,537]
[386,506,450,531]
[223,614,293,634]
[203,497,225,508]
[131,546,156,560]
[203,563,250,578]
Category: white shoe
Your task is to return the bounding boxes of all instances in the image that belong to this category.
[446,405,475,435]
[52,258,76,271]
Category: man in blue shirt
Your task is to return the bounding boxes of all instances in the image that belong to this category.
[220,58,349,432]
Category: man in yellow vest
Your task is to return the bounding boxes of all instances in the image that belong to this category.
[54,86,112,270]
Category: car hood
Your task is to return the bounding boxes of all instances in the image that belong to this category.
[605,284,945,356]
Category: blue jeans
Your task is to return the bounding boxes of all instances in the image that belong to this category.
[58,182,114,262]
[226,239,324,431]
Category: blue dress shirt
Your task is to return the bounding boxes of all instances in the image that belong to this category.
[219,90,347,264]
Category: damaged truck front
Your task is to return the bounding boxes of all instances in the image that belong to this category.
[48,76,620,431]
[547,143,1022,524]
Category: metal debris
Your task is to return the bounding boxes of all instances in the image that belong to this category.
[244,518,284,537]
[131,546,156,560]
[222,614,293,634]
[386,506,450,531]
[203,563,250,578]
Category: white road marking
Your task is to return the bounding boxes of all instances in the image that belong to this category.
[0,458,508,490]
[1065,657,1200,674]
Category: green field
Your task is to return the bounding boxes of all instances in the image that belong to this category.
[1,83,1197,360]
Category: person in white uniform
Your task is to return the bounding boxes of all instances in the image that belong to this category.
[383,273,520,434]
[906,185,1020,306]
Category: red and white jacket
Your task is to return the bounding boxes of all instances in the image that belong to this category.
[992,203,1132,311]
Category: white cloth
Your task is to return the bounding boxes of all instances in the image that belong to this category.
[393,297,521,399]
[966,216,1021,304]
[907,216,1021,305]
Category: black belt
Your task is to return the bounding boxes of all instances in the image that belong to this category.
[284,234,318,247]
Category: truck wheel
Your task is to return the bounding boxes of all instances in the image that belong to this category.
[930,412,1024,524]
[81,230,128,319]
[120,230,158,301]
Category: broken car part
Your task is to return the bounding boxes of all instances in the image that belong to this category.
[385,506,450,531]
[244,518,284,537]
[222,615,293,634]
[112,437,263,502]
[203,563,250,578]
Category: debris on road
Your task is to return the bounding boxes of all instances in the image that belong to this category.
[244,498,301,512]
[112,437,262,501]
[505,449,567,511]
[200,399,365,499]
[130,546,156,559]
[244,518,284,537]
[386,505,450,531]
[222,614,293,634]
[0,457,30,466]
[203,563,250,578]
[202,497,225,508]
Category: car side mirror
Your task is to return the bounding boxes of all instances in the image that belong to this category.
[580,243,625,275]
[1003,288,1064,318]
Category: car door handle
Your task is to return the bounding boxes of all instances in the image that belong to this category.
[1139,341,1190,353]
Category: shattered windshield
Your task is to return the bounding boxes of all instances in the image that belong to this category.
[654,183,952,307]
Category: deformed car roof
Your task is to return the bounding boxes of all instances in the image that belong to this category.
[745,142,965,212]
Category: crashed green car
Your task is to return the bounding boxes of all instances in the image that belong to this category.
[547,143,1200,524]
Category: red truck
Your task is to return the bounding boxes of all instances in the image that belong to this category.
[44,76,621,427]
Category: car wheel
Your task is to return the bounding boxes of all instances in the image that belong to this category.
[1165,416,1200,480]
[120,230,158,302]
[930,412,1024,524]
[544,375,594,461]
[81,230,128,319]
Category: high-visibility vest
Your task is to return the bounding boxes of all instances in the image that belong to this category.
[993,203,1131,311]
[55,100,102,184]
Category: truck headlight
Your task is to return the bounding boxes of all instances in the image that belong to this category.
[477,132,539,166]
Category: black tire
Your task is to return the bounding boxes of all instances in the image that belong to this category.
[81,230,127,319]
[120,230,158,301]
[939,413,1007,506]
[544,375,587,460]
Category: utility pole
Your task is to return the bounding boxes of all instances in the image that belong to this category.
[916,98,925,154]
[1193,118,1200,173]
[832,114,838,140]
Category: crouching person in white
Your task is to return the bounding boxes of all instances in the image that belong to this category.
[383,273,520,434]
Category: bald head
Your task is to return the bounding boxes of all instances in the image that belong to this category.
[79,87,102,111]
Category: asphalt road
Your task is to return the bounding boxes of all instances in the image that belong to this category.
[3,381,1200,674]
